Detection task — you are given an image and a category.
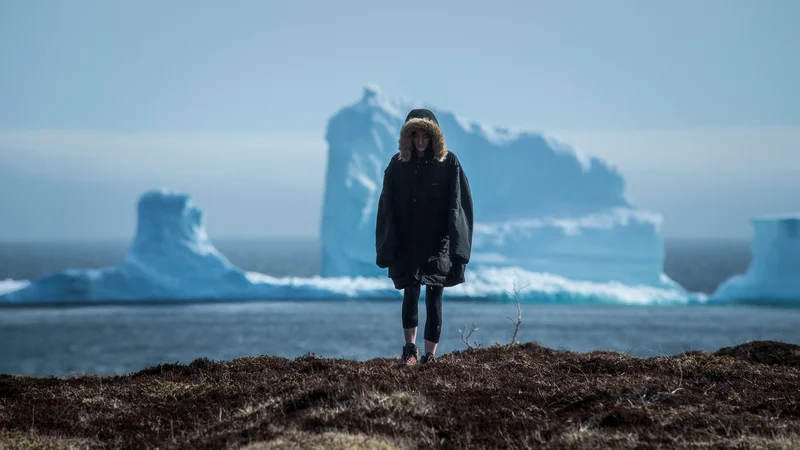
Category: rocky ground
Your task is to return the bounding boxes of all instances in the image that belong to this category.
[1,340,799,449]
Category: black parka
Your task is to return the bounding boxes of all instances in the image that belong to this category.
[375,109,474,290]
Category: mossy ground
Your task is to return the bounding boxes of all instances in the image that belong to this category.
[1,340,799,449]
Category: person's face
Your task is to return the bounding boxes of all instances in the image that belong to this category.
[412,131,430,152]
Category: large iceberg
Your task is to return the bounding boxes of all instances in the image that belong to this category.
[0,85,707,306]
[710,215,800,305]
[322,86,670,287]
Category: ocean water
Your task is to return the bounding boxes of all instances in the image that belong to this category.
[3,237,796,377]
[3,301,799,376]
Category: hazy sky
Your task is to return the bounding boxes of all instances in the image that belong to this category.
[1,0,798,240]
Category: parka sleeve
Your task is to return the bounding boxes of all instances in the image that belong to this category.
[449,156,474,265]
[375,158,398,269]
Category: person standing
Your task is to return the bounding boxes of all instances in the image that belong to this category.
[375,109,474,366]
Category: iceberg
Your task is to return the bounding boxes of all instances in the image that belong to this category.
[0,85,706,306]
[0,190,392,304]
[710,215,800,305]
[0,189,704,306]
[321,85,672,287]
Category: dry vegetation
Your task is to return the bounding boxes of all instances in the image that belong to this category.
[0,340,799,449]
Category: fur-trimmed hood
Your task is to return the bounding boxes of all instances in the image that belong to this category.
[398,109,448,162]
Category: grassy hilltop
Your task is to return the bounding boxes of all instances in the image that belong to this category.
[1,340,799,449]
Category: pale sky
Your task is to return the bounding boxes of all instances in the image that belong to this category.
[1,0,798,240]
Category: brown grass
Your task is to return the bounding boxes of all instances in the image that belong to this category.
[1,340,799,449]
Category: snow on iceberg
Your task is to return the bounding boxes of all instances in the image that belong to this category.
[0,279,29,296]
[0,189,705,305]
[710,215,800,305]
[321,85,674,287]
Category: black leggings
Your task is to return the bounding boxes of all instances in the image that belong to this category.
[402,283,444,343]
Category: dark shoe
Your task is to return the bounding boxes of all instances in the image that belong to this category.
[420,353,436,364]
[399,343,419,366]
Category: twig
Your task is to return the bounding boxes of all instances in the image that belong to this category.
[671,359,684,395]
[506,280,526,345]
[459,322,479,349]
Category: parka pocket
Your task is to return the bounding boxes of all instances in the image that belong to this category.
[437,235,450,257]
[426,239,452,274]
[426,254,452,275]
